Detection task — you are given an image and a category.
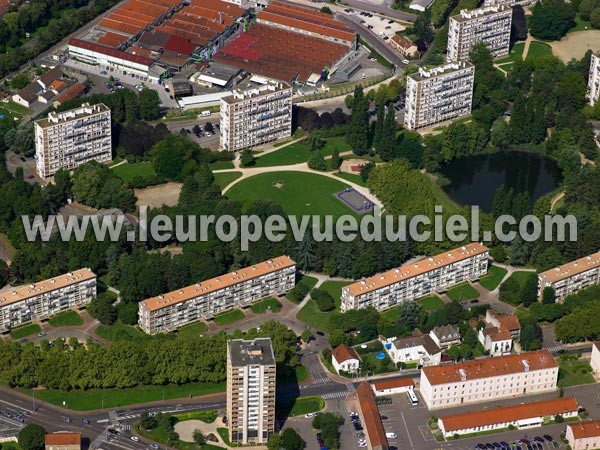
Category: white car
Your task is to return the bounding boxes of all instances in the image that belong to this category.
[369,57,377,62]
[349,411,358,416]
[305,413,314,418]
[358,443,367,448]
[131,437,140,442]
[402,59,410,65]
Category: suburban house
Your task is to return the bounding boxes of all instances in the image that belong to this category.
[390,35,418,58]
[45,433,81,450]
[12,68,66,108]
[332,344,361,374]
[429,325,461,349]
[486,310,521,339]
[566,420,600,450]
[478,326,513,356]
[382,334,441,367]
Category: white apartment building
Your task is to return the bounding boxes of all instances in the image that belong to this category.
[0,269,96,333]
[447,5,512,62]
[420,349,559,410]
[567,420,600,450]
[226,338,276,444]
[483,0,535,7]
[591,341,600,375]
[341,243,489,312]
[538,251,600,302]
[439,398,578,438]
[404,61,475,130]
[220,80,292,151]
[34,103,112,178]
[588,53,600,106]
[138,256,296,334]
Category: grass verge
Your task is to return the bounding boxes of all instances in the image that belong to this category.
[557,355,595,387]
[286,396,325,416]
[10,323,42,340]
[446,283,480,302]
[479,265,508,291]
[213,172,242,190]
[250,298,282,314]
[213,309,245,326]
[48,310,83,327]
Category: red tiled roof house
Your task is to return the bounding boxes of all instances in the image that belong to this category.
[332,344,360,374]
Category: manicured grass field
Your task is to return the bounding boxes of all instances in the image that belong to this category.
[334,172,367,187]
[446,283,480,302]
[173,410,218,423]
[226,171,357,218]
[112,162,157,182]
[525,41,553,61]
[495,42,525,64]
[10,323,42,340]
[381,307,401,321]
[361,351,396,374]
[569,13,591,32]
[20,381,226,410]
[509,270,535,288]
[213,171,242,190]
[209,160,235,170]
[557,355,595,387]
[217,428,233,447]
[250,297,282,314]
[253,137,351,167]
[293,364,308,382]
[176,321,209,337]
[48,310,84,327]
[95,322,145,341]
[479,265,508,291]
[417,295,445,311]
[296,299,333,333]
[214,309,245,326]
[286,396,325,416]
[318,281,351,306]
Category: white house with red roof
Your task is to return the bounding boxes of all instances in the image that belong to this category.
[332,344,361,374]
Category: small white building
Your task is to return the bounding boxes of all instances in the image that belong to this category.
[566,420,600,450]
[371,377,415,396]
[438,397,578,438]
[382,335,441,367]
[429,325,461,350]
[591,341,600,375]
[332,344,361,374]
[478,327,513,356]
[486,310,521,339]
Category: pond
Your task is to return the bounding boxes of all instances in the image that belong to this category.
[438,150,563,212]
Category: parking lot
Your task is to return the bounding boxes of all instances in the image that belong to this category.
[344,8,405,43]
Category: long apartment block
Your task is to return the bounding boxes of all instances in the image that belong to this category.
[538,250,600,302]
[0,269,96,332]
[420,350,559,410]
[589,53,600,106]
[34,103,112,178]
[220,80,292,151]
[138,256,296,334]
[447,5,512,62]
[341,243,489,312]
[226,338,276,444]
[404,61,475,130]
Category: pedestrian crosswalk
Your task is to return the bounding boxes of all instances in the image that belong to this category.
[544,345,563,353]
[322,391,348,400]
[311,375,331,385]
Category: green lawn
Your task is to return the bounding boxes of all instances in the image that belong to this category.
[417,295,445,311]
[176,321,209,337]
[173,410,218,423]
[495,42,525,64]
[509,270,535,288]
[319,281,351,305]
[209,160,235,170]
[95,322,145,341]
[48,310,84,327]
[557,355,595,387]
[216,428,233,447]
[381,307,401,321]
[297,274,318,291]
[10,323,42,340]
[525,41,553,61]
[250,297,282,314]
[294,364,308,382]
[253,137,351,167]
[479,265,508,291]
[213,171,242,190]
[226,171,359,218]
[334,172,367,187]
[286,396,325,416]
[361,351,396,374]
[19,381,226,410]
[214,309,245,326]
[446,283,480,302]
[569,13,591,32]
[112,162,157,182]
[297,299,333,333]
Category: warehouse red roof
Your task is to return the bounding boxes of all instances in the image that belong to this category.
[422,350,557,385]
[164,35,197,55]
[568,420,600,439]
[357,382,388,450]
[440,398,578,433]
[372,377,414,391]
[69,38,154,66]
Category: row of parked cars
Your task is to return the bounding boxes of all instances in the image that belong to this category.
[474,435,558,450]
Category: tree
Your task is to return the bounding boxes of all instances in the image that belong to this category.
[347,85,369,155]
[19,424,46,450]
[320,5,332,13]
[413,10,434,44]
[542,286,556,305]
[511,6,528,41]
[397,301,421,329]
[280,428,306,450]
[192,124,201,136]
[529,0,575,40]
[498,276,521,305]
[87,295,117,325]
[307,132,325,151]
[0,260,9,288]
[72,161,135,210]
[521,273,539,307]
[193,430,206,445]
[205,122,214,133]
[359,162,376,182]
[140,412,158,430]
[378,107,397,161]
[308,151,327,171]
[267,434,282,450]
[10,73,29,89]
[579,0,599,20]
[138,89,160,120]
[372,104,385,152]
[240,149,256,167]
[301,329,313,343]
[591,6,600,27]
[330,147,340,170]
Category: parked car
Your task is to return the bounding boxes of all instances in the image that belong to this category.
[100,71,107,75]
[149,444,160,449]
[304,413,313,418]
[131,437,139,442]
[38,332,46,337]
[402,59,410,65]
